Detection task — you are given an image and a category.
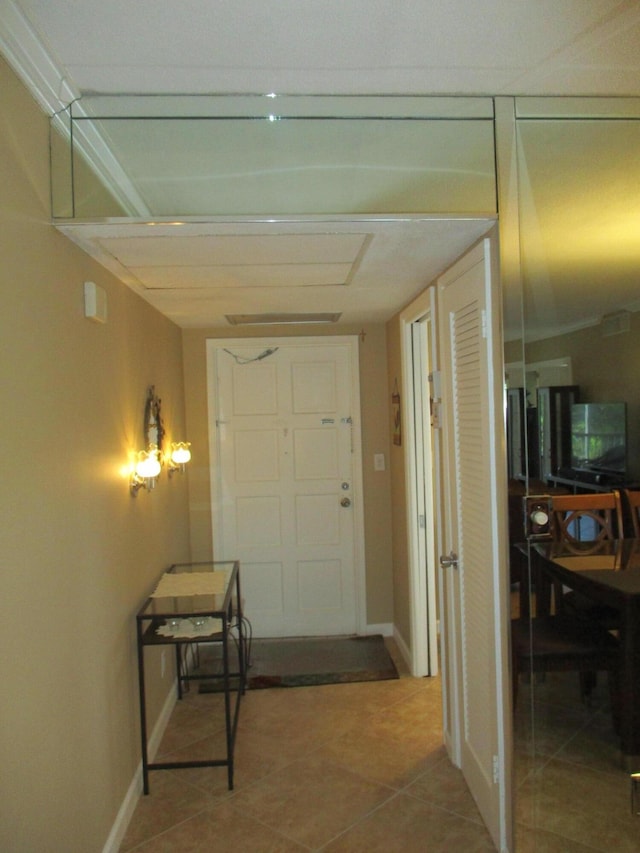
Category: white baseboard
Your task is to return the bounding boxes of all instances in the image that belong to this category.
[101,763,142,853]
[102,682,177,853]
[392,627,413,672]
[147,681,179,761]
[365,622,393,637]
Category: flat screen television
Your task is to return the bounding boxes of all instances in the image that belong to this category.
[570,402,627,475]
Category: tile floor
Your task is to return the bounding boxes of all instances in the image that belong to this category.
[120,641,639,852]
[514,669,640,852]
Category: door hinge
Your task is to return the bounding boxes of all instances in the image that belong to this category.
[481,309,488,340]
[428,370,441,401]
[492,754,500,784]
[418,514,426,529]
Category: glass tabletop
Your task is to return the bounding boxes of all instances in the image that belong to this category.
[137,560,238,620]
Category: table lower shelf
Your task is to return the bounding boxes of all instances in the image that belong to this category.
[138,631,247,793]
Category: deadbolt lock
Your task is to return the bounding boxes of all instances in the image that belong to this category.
[439,551,459,569]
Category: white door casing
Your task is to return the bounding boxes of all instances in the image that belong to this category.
[207,336,365,639]
[399,286,440,677]
[437,235,513,851]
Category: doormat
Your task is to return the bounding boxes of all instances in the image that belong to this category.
[199,634,398,692]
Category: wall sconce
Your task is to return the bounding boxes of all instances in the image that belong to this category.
[130,446,162,496]
[167,442,191,477]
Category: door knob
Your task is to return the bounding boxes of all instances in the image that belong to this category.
[439,551,459,569]
[341,497,352,508]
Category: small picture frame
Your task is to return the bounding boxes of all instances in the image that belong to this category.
[392,381,401,446]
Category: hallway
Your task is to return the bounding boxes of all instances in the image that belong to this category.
[121,639,639,850]
[120,643,494,851]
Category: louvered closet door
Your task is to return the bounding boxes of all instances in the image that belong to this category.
[438,236,512,852]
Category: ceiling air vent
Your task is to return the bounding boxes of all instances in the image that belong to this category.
[226,313,341,326]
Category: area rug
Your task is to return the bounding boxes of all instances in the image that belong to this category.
[198,634,398,692]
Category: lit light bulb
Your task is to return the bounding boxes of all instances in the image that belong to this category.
[171,443,191,465]
[136,451,161,479]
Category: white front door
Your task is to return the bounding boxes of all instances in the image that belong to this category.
[437,235,512,851]
[207,336,364,638]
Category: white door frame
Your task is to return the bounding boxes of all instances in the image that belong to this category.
[206,335,368,635]
[399,288,440,677]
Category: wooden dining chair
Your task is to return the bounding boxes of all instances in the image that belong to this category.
[512,490,624,717]
[550,490,624,545]
[623,488,640,537]
[550,490,623,627]
[511,607,620,716]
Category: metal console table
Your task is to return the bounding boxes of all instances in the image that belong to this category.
[136,560,245,793]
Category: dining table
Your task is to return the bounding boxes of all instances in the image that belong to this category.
[530,537,640,768]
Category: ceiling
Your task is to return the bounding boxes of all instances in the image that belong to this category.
[56,217,495,327]
[2,1,640,330]
[7,1,640,97]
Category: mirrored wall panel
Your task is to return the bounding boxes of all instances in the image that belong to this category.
[511,97,640,849]
[51,95,497,219]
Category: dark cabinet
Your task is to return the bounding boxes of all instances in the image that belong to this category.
[507,385,579,483]
[536,385,579,481]
[506,388,527,480]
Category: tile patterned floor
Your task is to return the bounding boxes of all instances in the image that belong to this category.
[514,670,640,852]
[120,641,639,851]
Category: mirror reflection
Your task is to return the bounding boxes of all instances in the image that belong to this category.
[144,385,164,455]
[507,100,640,845]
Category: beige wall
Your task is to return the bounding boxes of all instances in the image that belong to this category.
[0,57,191,852]
[523,313,640,479]
[182,323,394,627]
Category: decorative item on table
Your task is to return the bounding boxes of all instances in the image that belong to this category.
[157,616,223,638]
[392,378,401,446]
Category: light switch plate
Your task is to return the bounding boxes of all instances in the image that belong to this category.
[84,281,107,323]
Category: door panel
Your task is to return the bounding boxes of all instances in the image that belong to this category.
[243,561,284,613]
[296,494,340,544]
[232,364,278,413]
[292,362,337,411]
[234,430,279,481]
[293,428,339,479]
[298,560,342,609]
[236,496,281,545]
[438,235,512,851]
[208,337,363,638]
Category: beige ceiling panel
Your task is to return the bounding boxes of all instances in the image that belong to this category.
[144,280,413,327]
[98,233,368,267]
[56,216,496,327]
[131,263,353,289]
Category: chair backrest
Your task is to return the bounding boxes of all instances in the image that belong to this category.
[624,489,640,538]
[551,490,624,543]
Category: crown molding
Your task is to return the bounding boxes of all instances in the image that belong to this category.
[0,1,149,216]
[0,0,77,113]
